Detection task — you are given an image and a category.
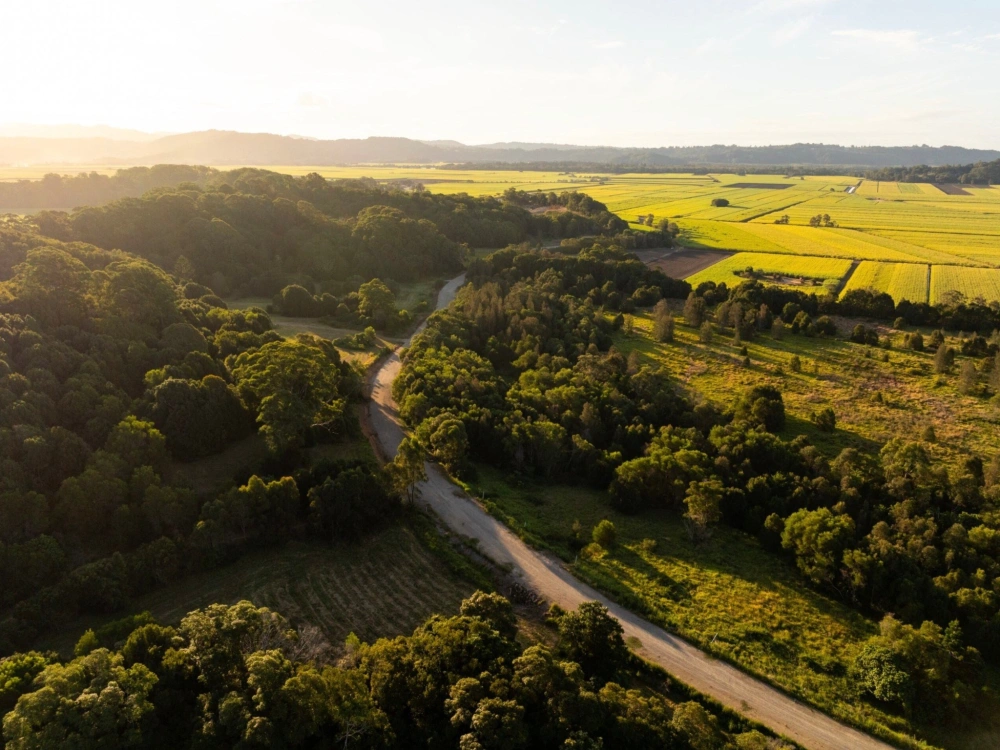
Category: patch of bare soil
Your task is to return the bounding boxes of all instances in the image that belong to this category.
[634,248,733,278]
[528,205,567,215]
[933,184,972,196]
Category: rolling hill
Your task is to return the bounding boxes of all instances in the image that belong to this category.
[1,128,998,168]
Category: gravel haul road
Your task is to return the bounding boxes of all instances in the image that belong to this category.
[368,274,893,750]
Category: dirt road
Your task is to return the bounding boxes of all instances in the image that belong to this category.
[368,274,893,750]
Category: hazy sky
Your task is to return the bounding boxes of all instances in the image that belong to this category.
[5,0,1000,148]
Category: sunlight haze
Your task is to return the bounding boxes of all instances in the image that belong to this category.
[5,0,1000,147]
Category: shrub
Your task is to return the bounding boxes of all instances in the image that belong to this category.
[934,345,955,374]
[851,324,879,346]
[683,294,706,327]
[592,520,617,549]
[852,643,913,707]
[557,601,629,682]
[652,299,674,342]
[811,407,836,432]
[275,284,318,317]
[905,332,925,352]
[958,360,978,395]
[813,316,837,337]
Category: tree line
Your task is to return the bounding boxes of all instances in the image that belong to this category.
[0,165,219,210]
[0,593,787,749]
[690,274,1000,336]
[865,158,1000,185]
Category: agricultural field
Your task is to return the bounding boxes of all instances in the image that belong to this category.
[38,519,480,658]
[685,252,853,294]
[930,265,1000,305]
[842,261,930,304]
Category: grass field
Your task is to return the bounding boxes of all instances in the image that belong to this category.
[226,276,441,365]
[618,307,1000,472]
[467,465,971,750]
[470,465,1000,750]
[685,252,853,294]
[226,299,393,366]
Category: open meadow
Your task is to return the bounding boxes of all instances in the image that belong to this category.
[618,306,1000,470]
[685,252,853,295]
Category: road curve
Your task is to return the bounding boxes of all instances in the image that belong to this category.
[368,274,893,750]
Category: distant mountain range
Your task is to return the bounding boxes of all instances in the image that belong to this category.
[1,128,998,168]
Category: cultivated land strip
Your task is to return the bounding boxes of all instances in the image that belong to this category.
[367,275,895,750]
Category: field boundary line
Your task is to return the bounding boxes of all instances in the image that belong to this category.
[834,261,860,296]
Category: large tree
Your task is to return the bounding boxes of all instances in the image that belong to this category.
[230,335,350,453]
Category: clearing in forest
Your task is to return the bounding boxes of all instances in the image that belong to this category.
[39,521,478,658]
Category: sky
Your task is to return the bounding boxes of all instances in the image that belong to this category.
[4,0,1000,148]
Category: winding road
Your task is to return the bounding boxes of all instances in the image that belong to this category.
[368,274,893,750]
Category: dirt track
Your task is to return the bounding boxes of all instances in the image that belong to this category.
[367,275,893,750]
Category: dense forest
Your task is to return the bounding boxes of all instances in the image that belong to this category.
[865,158,1000,185]
[0,179,630,661]
[0,593,785,749]
[10,169,625,297]
[0,166,219,210]
[397,244,1000,727]
[0,234,401,654]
